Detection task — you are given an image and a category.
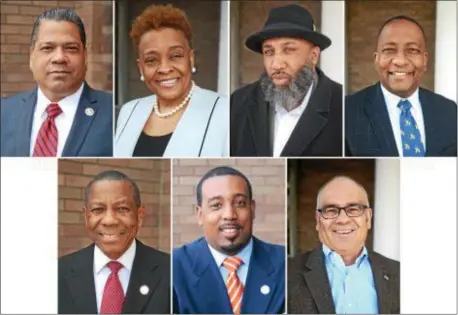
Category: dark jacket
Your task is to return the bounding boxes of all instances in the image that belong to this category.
[288,245,400,314]
[230,68,343,157]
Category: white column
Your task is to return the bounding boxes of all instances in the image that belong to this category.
[373,159,400,261]
[434,1,457,102]
[320,0,344,85]
[217,1,229,96]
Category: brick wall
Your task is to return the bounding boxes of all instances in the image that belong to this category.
[232,0,322,90]
[173,158,286,248]
[346,0,436,94]
[58,158,170,257]
[0,0,113,97]
[288,159,375,256]
[118,0,220,103]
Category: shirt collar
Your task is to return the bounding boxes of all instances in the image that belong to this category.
[380,83,421,112]
[94,239,136,275]
[322,243,368,268]
[36,82,85,118]
[275,82,314,116]
[208,237,253,268]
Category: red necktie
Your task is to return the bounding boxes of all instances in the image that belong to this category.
[32,103,62,157]
[100,261,125,314]
[223,256,244,314]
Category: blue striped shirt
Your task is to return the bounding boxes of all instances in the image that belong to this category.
[322,244,379,314]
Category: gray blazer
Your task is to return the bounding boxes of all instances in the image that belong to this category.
[288,245,400,314]
[115,86,228,157]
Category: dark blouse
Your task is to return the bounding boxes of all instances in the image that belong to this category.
[133,132,173,157]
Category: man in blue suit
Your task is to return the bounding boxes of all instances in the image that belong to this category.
[1,8,112,157]
[173,166,285,314]
[346,15,457,157]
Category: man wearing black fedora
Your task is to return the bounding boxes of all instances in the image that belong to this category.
[230,4,342,157]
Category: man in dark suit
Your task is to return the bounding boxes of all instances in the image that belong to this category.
[230,4,342,157]
[288,176,400,314]
[1,8,112,157]
[59,170,170,314]
[346,15,457,157]
[173,166,285,314]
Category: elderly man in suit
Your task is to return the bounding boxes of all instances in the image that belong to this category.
[346,15,457,157]
[173,166,285,314]
[59,170,170,314]
[288,175,400,314]
[231,4,342,157]
[1,8,112,157]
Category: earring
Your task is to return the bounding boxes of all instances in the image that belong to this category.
[140,75,144,82]
[191,67,196,74]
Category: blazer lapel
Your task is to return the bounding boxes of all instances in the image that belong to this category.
[63,244,98,314]
[14,90,37,156]
[246,86,272,156]
[164,86,219,157]
[242,238,280,314]
[190,239,233,313]
[363,84,399,156]
[369,252,392,314]
[280,71,332,156]
[303,246,335,314]
[419,88,450,156]
[122,240,165,314]
[62,84,103,156]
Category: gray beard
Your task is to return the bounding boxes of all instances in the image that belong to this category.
[260,64,315,112]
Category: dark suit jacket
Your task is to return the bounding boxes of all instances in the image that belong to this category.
[230,68,342,157]
[173,237,285,314]
[59,240,170,314]
[288,245,400,314]
[0,83,113,157]
[345,83,457,156]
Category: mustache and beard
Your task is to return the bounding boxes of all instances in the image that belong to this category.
[260,62,315,112]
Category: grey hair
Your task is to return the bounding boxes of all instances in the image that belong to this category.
[84,170,141,208]
[316,175,370,209]
[31,7,86,48]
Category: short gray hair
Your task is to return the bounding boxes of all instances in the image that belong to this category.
[31,8,86,48]
[316,175,370,209]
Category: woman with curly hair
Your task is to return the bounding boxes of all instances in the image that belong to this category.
[115,4,228,157]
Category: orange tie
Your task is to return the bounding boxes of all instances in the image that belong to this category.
[223,256,244,314]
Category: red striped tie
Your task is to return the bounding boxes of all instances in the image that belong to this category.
[32,103,62,157]
[223,256,244,314]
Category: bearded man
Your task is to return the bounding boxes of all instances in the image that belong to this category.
[230,4,343,157]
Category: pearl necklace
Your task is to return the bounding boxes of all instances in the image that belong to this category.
[154,81,195,118]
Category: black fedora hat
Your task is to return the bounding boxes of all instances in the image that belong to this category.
[245,4,332,54]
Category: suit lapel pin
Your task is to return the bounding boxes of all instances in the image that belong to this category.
[139,285,149,295]
[384,274,390,281]
[85,108,94,116]
[260,285,270,295]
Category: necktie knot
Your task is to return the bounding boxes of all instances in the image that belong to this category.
[223,256,243,272]
[46,103,62,118]
[107,261,123,274]
[397,99,412,113]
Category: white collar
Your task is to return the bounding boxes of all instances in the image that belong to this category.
[207,237,253,268]
[93,239,136,275]
[36,82,85,117]
[274,82,314,116]
[380,83,421,112]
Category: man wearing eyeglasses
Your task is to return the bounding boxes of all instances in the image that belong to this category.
[288,176,400,314]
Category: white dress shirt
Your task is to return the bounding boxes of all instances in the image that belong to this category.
[207,238,253,286]
[29,82,84,156]
[273,83,314,157]
[380,84,426,156]
[93,240,136,313]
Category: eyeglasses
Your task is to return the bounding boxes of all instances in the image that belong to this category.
[317,204,369,219]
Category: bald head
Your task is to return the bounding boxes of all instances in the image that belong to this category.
[316,176,370,209]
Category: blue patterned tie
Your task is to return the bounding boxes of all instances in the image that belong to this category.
[398,100,425,157]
